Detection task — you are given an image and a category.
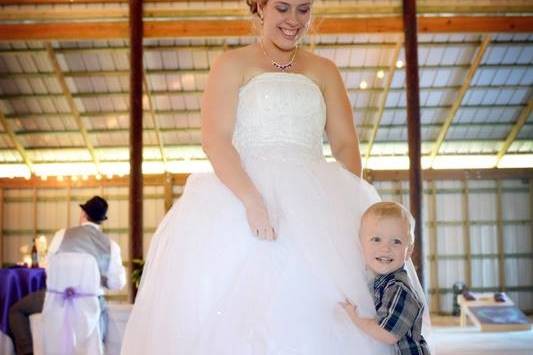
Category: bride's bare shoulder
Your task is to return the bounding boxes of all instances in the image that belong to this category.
[298,49,341,91]
[211,45,257,72]
[208,45,259,87]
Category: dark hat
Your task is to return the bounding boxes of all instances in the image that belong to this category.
[80,196,108,222]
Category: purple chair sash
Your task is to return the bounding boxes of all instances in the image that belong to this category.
[46,287,97,355]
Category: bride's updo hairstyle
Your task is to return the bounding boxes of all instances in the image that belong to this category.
[246,0,268,15]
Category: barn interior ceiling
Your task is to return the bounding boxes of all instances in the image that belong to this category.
[0,0,531,179]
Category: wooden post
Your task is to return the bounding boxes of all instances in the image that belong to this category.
[32,188,37,240]
[129,0,144,302]
[66,182,71,227]
[164,173,174,212]
[462,179,472,287]
[402,0,424,284]
[394,180,404,204]
[429,181,440,313]
[530,179,533,290]
[0,188,3,266]
[496,180,505,292]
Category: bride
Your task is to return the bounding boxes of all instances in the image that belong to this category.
[121,1,422,354]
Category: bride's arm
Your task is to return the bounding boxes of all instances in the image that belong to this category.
[321,59,363,177]
[201,50,275,241]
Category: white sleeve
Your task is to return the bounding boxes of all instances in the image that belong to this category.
[106,240,127,290]
[45,229,65,269]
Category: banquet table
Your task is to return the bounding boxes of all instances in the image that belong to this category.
[0,267,46,354]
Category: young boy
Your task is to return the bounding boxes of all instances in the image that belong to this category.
[340,201,430,354]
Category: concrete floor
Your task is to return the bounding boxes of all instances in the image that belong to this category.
[430,316,533,355]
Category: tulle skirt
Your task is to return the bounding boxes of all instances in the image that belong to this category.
[121,157,394,355]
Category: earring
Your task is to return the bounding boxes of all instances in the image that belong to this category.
[259,14,264,25]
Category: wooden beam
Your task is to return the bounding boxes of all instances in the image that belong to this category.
[129,0,143,302]
[429,35,491,165]
[0,168,531,189]
[368,168,533,181]
[163,173,173,212]
[1,16,532,41]
[32,187,37,240]
[3,65,532,80]
[495,180,505,292]
[0,110,33,174]
[403,0,424,284]
[364,39,402,169]
[0,0,531,15]
[0,188,3,266]
[0,174,189,188]
[495,98,533,166]
[428,181,440,313]
[45,43,101,173]
[0,40,530,55]
[0,0,244,4]
[5,104,529,121]
[530,179,533,286]
[11,121,533,137]
[1,84,531,101]
[66,182,71,227]
[462,178,472,288]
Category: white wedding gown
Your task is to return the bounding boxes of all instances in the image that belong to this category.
[121,72,395,355]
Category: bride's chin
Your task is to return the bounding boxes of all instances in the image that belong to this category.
[274,39,299,52]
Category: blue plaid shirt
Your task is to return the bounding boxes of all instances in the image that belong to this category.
[374,267,430,355]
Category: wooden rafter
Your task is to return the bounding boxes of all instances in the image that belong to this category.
[428,35,492,165]
[4,84,530,101]
[9,121,532,137]
[1,41,529,55]
[0,168,531,190]
[4,139,527,163]
[142,72,167,166]
[2,63,531,79]
[2,4,533,22]
[0,0,531,15]
[4,104,529,120]
[0,110,33,172]
[1,17,532,41]
[45,43,101,172]
[494,97,533,166]
[364,40,402,168]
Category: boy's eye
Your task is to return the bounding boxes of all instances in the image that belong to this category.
[393,239,402,245]
[370,236,380,242]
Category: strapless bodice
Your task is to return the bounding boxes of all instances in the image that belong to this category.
[232,72,326,163]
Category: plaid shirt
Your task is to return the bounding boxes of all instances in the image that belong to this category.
[374,267,430,355]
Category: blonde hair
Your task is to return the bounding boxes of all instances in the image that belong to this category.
[361,201,415,245]
[246,0,269,15]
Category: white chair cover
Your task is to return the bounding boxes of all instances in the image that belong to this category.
[42,252,103,355]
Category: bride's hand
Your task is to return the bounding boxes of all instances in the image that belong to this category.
[244,197,277,241]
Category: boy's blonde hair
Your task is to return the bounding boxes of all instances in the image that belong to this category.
[361,201,415,245]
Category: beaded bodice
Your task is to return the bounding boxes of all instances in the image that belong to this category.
[232,72,326,163]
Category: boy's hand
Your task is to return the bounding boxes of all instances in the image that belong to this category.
[339,298,360,325]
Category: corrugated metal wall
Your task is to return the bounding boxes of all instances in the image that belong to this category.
[1,176,532,314]
[374,177,531,314]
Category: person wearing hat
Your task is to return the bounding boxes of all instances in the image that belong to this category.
[8,195,126,355]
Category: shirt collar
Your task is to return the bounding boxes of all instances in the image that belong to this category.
[82,221,102,231]
[374,266,407,289]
